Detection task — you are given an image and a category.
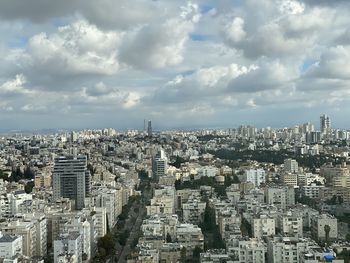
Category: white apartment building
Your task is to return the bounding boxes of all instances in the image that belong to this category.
[0,220,37,258]
[182,197,206,225]
[54,232,82,263]
[176,224,204,256]
[298,173,325,186]
[267,236,308,263]
[197,166,219,178]
[252,215,275,238]
[7,191,32,216]
[302,184,324,199]
[218,209,241,239]
[278,213,303,238]
[91,207,107,238]
[63,217,92,260]
[284,159,299,174]
[266,186,295,210]
[0,233,22,260]
[230,238,266,263]
[147,187,175,216]
[240,169,266,187]
[311,214,338,241]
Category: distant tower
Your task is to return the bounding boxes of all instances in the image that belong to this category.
[144,119,146,133]
[320,114,331,133]
[53,155,91,210]
[147,120,152,137]
[152,149,168,181]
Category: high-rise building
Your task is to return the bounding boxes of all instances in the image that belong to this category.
[152,149,167,181]
[320,114,331,133]
[53,155,91,210]
[284,159,298,174]
[147,120,152,137]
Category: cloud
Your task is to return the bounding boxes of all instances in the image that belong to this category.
[221,0,334,59]
[0,74,31,96]
[228,59,298,92]
[305,45,350,80]
[24,20,123,77]
[119,2,200,69]
[149,63,255,104]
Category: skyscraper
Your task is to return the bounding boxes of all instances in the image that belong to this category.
[320,114,331,134]
[53,155,91,210]
[147,120,152,137]
[152,149,167,181]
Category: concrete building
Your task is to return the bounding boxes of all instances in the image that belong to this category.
[311,214,337,241]
[159,243,182,263]
[53,155,91,210]
[182,196,206,225]
[152,150,168,181]
[63,217,92,261]
[320,114,331,134]
[230,238,266,263]
[267,236,308,263]
[302,184,324,199]
[284,159,299,174]
[278,213,303,238]
[266,186,295,210]
[54,232,82,263]
[0,233,22,260]
[176,224,204,257]
[0,221,37,258]
[252,215,275,238]
[34,172,52,189]
[239,169,266,187]
[281,173,298,187]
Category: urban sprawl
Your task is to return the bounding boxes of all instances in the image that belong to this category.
[1,115,350,263]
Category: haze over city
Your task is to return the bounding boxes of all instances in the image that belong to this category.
[0,0,350,130]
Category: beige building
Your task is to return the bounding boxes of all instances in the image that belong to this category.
[252,215,275,238]
[176,224,204,257]
[34,173,52,189]
[278,213,303,238]
[281,173,298,187]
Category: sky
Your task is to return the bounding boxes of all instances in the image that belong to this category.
[0,0,350,131]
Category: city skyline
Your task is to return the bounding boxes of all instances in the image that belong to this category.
[0,1,350,130]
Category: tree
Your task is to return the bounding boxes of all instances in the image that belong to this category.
[166,233,172,243]
[24,181,35,193]
[324,225,331,244]
[171,156,186,168]
[97,233,114,256]
[193,246,202,262]
[240,218,252,238]
[0,170,8,181]
[23,166,34,179]
[10,167,23,182]
[180,247,187,263]
[118,230,130,246]
[346,233,350,242]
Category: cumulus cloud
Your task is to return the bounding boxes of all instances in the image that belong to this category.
[222,0,334,59]
[304,46,350,80]
[24,20,123,77]
[228,59,298,92]
[0,74,31,96]
[119,2,200,69]
[150,63,255,104]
